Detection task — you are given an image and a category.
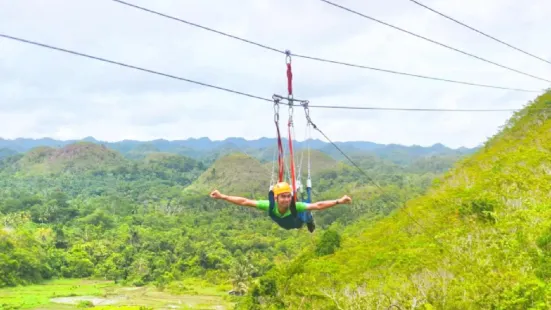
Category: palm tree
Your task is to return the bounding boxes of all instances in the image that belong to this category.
[229,257,256,295]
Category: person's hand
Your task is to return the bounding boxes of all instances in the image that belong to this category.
[338,195,352,204]
[210,190,223,199]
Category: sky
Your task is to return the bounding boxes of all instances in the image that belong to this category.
[1,0,550,149]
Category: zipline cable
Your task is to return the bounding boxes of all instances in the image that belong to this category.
[109,0,545,93]
[0,33,273,102]
[290,54,545,93]
[304,104,551,112]
[406,0,551,66]
[318,0,551,83]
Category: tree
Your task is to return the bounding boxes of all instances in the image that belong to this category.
[315,229,341,256]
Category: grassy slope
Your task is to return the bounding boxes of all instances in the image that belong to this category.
[253,91,551,309]
[182,152,271,199]
[261,149,339,181]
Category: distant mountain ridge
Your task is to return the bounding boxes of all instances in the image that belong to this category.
[0,136,477,152]
[0,136,479,165]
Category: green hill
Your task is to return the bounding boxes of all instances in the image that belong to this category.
[182,152,272,199]
[12,142,126,175]
[140,152,203,172]
[293,149,339,178]
[240,91,551,309]
[261,149,339,181]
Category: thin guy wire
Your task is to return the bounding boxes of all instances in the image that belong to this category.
[318,0,551,83]
[406,0,551,66]
[304,107,498,294]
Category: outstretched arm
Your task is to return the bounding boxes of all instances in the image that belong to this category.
[209,190,257,208]
[306,195,352,211]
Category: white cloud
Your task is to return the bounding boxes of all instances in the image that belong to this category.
[0,0,549,149]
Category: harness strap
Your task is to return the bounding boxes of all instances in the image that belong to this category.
[288,119,298,217]
[273,99,284,182]
[276,122,284,182]
[285,51,298,208]
[286,50,293,97]
[268,189,275,211]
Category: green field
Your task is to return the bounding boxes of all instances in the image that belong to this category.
[0,278,235,310]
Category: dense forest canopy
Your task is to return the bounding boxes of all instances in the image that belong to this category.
[2,90,550,309]
[0,135,457,297]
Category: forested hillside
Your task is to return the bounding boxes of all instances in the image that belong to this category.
[0,133,458,309]
[0,148,18,160]
[239,91,551,309]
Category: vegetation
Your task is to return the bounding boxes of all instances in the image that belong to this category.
[0,278,232,309]
[0,147,17,160]
[0,131,453,309]
[239,90,551,309]
[6,89,542,308]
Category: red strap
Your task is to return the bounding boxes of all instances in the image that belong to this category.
[287,63,293,96]
[285,53,295,198]
[288,120,297,201]
[275,120,284,182]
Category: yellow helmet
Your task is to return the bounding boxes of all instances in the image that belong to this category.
[273,181,292,196]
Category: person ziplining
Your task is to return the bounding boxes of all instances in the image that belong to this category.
[209,182,351,233]
[209,51,352,233]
